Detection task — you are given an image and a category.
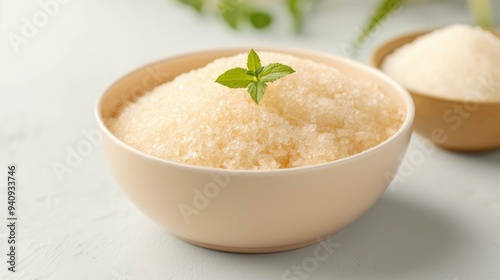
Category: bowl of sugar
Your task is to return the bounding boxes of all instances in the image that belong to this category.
[96,48,414,253]
[372,24,500,152]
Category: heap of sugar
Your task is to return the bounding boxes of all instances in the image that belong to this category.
[382,24,500,102]
[107,52,403,170]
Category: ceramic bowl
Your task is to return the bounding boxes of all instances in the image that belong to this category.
[372,30,500,152]
[96,48,414,253]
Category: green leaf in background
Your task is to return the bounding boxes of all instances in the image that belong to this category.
[249,11,272,29]
[352,0,494,55]
[215,68,255,88]
[355,0,405,50]
[178,0,203,12]
[221,11,239,29]
[259,63,296,83]
[287,0,304,34]
[176,0,495,36]
[468,0,493,27]
[213,0,241,29]
[247,81,267,104]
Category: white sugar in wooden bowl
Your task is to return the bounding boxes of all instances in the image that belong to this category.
[373,25,500,151]
[382,25,500,102]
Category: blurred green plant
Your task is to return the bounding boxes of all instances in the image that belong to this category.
[468,0,493,26]
[177,0,312,31]
[355,0,493,48]
[353,0,405,50]
[177,0,494,38]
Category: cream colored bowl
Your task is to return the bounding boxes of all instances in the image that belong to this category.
[372,30,500,152]
[95,48,414,253]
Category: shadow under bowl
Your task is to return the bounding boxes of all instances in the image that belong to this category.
[96,48,414,253]
[372,30,500,152]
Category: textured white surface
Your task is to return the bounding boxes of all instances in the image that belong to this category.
[1,0,499,279]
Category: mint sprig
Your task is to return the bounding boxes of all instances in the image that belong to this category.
[215,49,295,104]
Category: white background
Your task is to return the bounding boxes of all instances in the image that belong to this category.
[1,0,499,279]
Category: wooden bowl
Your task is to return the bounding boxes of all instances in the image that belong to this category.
[372,30,500,152]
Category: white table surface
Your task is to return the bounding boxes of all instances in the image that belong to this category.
[1,0,499,279]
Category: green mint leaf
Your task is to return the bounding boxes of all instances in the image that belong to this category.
[258,63,295,83]
[215,49,295,105]
[215,68,255,88]
[247,81,267,104]
[247,49,262,72]
[246,70,256,76]
[255,66,264,76]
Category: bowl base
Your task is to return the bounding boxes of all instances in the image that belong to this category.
[179,236,328,254]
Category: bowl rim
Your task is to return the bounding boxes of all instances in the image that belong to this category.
[371,27,500,105]
[95,47,415,175]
